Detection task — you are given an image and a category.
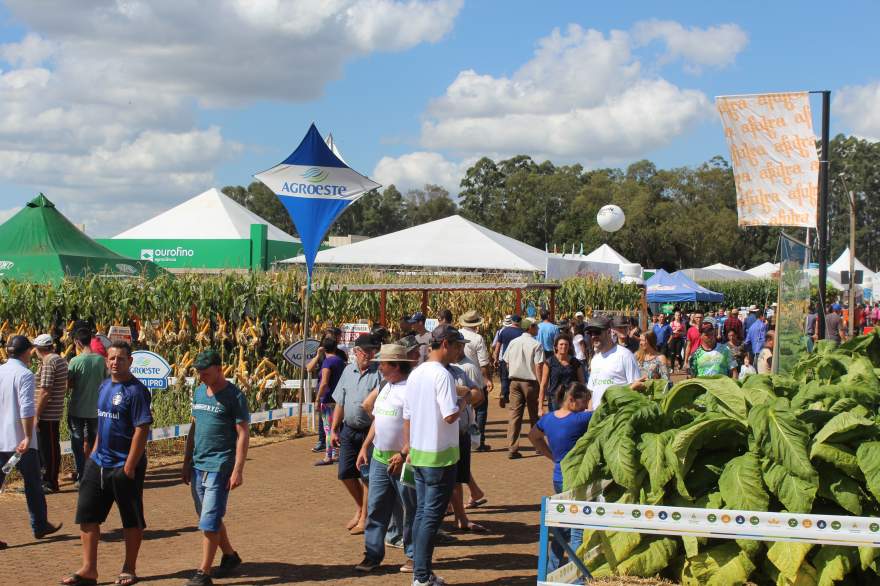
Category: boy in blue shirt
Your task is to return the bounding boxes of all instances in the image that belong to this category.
[182,350,250,586]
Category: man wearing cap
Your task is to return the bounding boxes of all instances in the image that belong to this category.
[330,334,382,534]
[459,310,493,452]
[502,318,544,459]
[407,312,431,364]
[34,333,68,493]
[586,316,641,409]
[0,335,62,543]
[611,316,639,354]
[181,350,249,586]
[67,328,107,486]
[690,322,736,378]
[64,341,151,586]
[743,305,759,334]
[402,324,465,586]
[493,315,524,408]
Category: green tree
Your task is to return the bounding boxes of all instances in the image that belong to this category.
[404,184,458,226]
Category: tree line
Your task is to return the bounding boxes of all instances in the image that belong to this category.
[222,134,879,272]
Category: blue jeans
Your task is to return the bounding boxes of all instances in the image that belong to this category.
[191,468,231,533]
[364,459,416,562]
[474,394,488,446]
[0,449,51,535]
[548,480,583,573]
[68,416,97,481]
[412,464,456,582]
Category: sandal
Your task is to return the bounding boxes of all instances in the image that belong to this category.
[61,575,98,586]
[465,497,487,509]
[115,572,139,585]
[457,522,488,532]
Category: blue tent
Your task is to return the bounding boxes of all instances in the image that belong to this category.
[646,268,724,303]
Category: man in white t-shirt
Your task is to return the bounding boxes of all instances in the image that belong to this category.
[402,325,466,586]
[407,312,432,364]
[586,316,641,410]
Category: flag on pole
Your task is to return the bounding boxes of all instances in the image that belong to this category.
[254,123,380,276]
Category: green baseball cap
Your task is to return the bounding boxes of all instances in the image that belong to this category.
[193,349,222,370]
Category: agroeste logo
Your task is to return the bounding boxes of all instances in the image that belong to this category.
[0,260,14,271]
[302,167,329,183]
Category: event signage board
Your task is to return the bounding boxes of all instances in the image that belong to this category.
[131,350,172,390]
[107,326,132,344]
[546,257,619,281]
[545,499,880,548]
[716,92,818,228]
[282,339,320,367]
[99,238,302,270]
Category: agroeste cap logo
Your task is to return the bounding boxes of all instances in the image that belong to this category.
[0,260,14,270]
[302,167,329,183]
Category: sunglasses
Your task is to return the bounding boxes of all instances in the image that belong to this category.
[585,328,605,336]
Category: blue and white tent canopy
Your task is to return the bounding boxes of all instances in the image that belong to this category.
[646,268,724,303]
[254,124,380,276]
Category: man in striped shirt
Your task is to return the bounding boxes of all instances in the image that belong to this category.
[34,334,68,493]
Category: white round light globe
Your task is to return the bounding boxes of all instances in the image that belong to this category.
[597,204,625,232]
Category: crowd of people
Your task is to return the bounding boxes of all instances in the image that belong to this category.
[1,298,875,584]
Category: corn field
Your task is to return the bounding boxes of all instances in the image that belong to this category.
[0,270,642,429]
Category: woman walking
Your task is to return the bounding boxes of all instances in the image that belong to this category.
[539,334,584,415]
[668,310,686,372]
[634,331,670,388]
[315,336,346,466]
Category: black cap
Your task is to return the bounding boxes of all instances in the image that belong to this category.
[353,334,380,351]
[193,349,222,370]
[511,314,522,323]
[585,316,612,331]
[6,335,33,355]
[431,324,467,344]
[396,335,425,352]
[611,315,631,329]
[407,312,426,324]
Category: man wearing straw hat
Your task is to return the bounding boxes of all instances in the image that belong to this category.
[458,310,493,452]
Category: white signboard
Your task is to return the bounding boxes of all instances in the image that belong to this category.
[545,257,619,281]
[131,350,172,390]
[716,92,818,228]
[107,325,132,344]
[282,338,320,367]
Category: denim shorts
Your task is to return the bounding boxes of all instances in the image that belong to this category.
[191,468,231,532]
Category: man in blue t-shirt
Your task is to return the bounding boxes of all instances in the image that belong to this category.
[65,341,152,586]
[536,309,560,354]
[652,313,672,356]
[182,350,250,586]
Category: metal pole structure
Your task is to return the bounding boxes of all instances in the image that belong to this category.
[848,189,856,338]
[297,273,311,437]
[815,90,831,339]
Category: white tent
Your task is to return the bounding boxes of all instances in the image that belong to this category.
[282,215,548,272]
[584,243,630,265]
[746,262,779,279]
[688,263,758,281]
[829,247,875,284]
[113,188,299,242]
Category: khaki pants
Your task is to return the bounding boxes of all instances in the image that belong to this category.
[507,379,539,453]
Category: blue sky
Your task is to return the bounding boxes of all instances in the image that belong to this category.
[0,1,877,235]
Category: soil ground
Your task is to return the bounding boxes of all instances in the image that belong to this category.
[0,400,556,586]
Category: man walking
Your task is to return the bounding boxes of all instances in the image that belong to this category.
[744,310,768,363]
[407,313,432,364]
[458,309,493,452]
[0,335,62,542]
[67,328,107,484]
[33,333,68,493]
[182,350,249,586]
[690,323,737,378]
[502,318,544,459]
[723,308,743,343]
[652,313,672,358]
[586,316,641,409]
[402,325,465,586]
[63,341,152,586]
[330,334,382,534]
[492,315,523,408]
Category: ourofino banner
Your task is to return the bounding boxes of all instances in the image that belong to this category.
[716,92,818,228]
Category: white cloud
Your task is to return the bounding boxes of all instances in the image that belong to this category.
[632,20,748,72]
[0,0,463,233]
[0,207,20,224]
[834,82,880,141]
[373,151,472,193]
[420,23,712,162]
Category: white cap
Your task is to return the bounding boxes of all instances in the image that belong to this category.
[33,334,53,348]
[575,311,584,317]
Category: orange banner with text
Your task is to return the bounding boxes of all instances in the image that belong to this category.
[716,92,818,228]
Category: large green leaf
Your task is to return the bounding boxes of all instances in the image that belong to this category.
[613,536,679,577]
[856,441,880,502]
[749,402,817,482]
[662,379,710,415]
[639,431,674,499]
[701,375,749,422]
[719,452,770,511]
[812,545,859,586]
[813,411,878,445]
[816,465,863,515]
[667,413,747,499]
[763,459,818,513]
[768,541,815,580]
[810,442,863,481]
[601,419,641,492]
[681,541,757,586]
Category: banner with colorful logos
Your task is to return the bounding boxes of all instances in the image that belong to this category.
[545,498,880,547]
[716,92,819,228]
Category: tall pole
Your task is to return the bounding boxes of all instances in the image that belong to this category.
[297,272,311,436]
[816,90,831,339]
[849,190,856,337]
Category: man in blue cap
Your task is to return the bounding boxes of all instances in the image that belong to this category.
[182,349,250,586]
[407,312,431,364]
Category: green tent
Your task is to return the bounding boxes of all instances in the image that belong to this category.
[0,194,166,282]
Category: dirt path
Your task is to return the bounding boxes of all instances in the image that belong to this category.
[0,401,552,585]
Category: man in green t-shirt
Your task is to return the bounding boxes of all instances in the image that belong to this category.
[66,328,108,483]
[182,350,250,586]
[689,322,735,378]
